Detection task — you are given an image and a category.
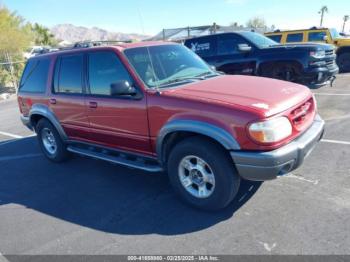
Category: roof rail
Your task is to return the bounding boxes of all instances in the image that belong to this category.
[73,40,133,48]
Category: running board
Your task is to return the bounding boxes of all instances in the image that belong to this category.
[67,145,163,173]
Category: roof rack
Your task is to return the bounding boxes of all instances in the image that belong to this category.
[309,26,326,30]
[73,40,133,48]
[40,40,135,55]
[266,27,328,34]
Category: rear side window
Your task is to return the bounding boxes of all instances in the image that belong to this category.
[286,33,303,43]
[266,35,282,43]
[54,54,83,94]
[186,36,215,57]
[88,51,132,96]
[308,32,327,42]
[19,58,50,93]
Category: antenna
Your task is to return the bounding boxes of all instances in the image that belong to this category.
[137,6,160,93]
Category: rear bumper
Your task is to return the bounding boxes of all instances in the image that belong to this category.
[231,115,325,181]
[21,115,33,131]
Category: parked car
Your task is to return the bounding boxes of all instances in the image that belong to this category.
[17,42,324,210]
[23,46,50,59]
[339,32,350,38]
[265,27,350,72]
[184,31,338,87]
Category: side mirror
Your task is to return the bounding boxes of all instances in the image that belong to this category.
[110,80,137,96]
[238,44,252,52]
[209,65,225,75]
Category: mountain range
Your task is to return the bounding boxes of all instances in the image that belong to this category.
[50,24,149,43]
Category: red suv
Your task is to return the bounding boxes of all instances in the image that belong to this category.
[18,41,324,210]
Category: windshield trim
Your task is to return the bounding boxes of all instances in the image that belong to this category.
[148,74,224,91]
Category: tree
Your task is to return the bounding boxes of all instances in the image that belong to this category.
[246,16,267,30]
[0,7,32,53]
[31,23,57,46]
[318,6,328,27]
[342,15,349,33]
[0,7,32,89]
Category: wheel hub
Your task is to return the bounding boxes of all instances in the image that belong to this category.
[190,169,204,185]
[41,128,57,155]
[178,155,216,199]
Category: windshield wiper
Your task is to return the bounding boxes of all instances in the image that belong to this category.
[195,71,218,78]
[158,77,196,88]
[158,72,219,88]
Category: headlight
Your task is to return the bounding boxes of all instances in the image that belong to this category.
[248,117,292,143]
[310,50,325,59]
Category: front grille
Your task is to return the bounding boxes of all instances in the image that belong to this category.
[289,98,315,131]
[326,60,336,68]
[325,49,336,68]
[325,49,334,56]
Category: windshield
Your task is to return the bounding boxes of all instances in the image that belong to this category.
[330,28,341,39]
[124,44,217,88]
[239,31,279,48]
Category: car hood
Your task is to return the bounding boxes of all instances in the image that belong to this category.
[162,75,312,118]
[335,37,350,46]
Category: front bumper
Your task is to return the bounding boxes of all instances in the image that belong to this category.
[302,65,339,86]
[231,115,325,181]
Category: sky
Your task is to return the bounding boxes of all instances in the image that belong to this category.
[2,0,349,35]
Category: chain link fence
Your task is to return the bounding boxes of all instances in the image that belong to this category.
[147,23,268,42]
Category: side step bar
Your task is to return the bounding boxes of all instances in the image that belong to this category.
[67,145,163,173]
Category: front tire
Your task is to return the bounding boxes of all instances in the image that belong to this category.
[260,63,300,82]
[337,53,350,73]
[167,137,241,211]
[36,119,69,163]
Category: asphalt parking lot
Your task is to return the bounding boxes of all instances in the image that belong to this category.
[0,75,350,256]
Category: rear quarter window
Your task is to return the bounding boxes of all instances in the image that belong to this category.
[286,33,303,43]
[19,58,50,93]
[185,37,215,57]
[266,34,282,43]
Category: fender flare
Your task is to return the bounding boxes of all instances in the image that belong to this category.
[156,120,240,163]
[29,104,68,141]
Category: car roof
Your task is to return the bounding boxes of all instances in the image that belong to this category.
[265,28,330,34]
[185,31,249,41]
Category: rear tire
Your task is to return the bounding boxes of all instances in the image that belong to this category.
[337,53,350,73]
[167,137,241,211]
[36,119,70,163]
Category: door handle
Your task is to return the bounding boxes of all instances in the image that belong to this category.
[89,101,98,109]
[49,98,57,104]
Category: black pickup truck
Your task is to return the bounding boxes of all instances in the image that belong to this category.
[184,31,338,87]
